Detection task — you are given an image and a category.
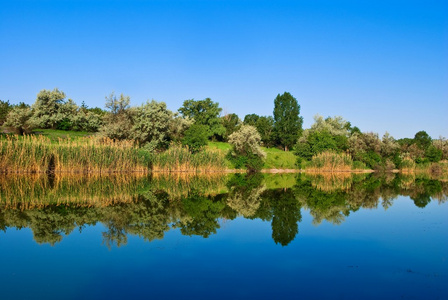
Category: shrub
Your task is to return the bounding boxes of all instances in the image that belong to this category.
[228,125,266,171]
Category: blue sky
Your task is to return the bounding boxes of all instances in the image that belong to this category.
[0,0,447,139]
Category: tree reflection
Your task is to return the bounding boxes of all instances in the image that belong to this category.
[0,173,446,247]
[268,189,301,246]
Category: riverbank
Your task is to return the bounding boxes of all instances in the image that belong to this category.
[1,133,447,176]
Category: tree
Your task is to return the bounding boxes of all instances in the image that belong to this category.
[414,131,432,150]
[228,125,266,171]
[182,124,211,153]
[178,98,225,140]
[29,88,66,128]
[0,100,12,125]
[4,106,34,135]
[99,92,134,140]
[168,113,193,142]
[256,116,274,147]
[221,113,241,140]
[294,115,350,165]
[243,114,260,126]
[244,114,274,147]
[131,100,173,150]
[273,92,303,151]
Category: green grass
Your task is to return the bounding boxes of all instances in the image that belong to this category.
[207,141,298,169]
[207,141,232,151]
[32,129,93,142]
[262,147,297,169]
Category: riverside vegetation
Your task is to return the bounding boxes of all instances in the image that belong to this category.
[1,89,447,173]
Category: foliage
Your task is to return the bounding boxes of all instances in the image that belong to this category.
[256,116,275,147]
[29,88,67,129]
[178,98,225,140]
[3,106,34,135]
[295,115,350,166]
[168,113,193,142]
[425,145,442,163]
[243,114,274,146]
[221,113,241,140]
[414,130,432,150]
[99,92,134,140]
[228,125,266,171]
[433,137,448,160]
[273,92,303,151]
[348,132,383,168]
[0,100,12,125]
[131,100,173,149]
[182,124,210,153]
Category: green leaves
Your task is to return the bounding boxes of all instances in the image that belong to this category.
[273,92,303,151]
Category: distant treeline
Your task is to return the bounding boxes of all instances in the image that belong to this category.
[1,89,447,172]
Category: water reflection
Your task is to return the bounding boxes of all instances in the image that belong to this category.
[0,172,446,247]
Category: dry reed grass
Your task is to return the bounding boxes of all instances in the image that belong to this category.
[151,144,227,173]
[0,135,150,173]
[305,151,353,172]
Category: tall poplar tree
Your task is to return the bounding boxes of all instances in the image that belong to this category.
[273,92,303,151]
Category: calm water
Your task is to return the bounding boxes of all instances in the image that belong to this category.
[0,173,447,300]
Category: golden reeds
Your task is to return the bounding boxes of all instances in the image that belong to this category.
[0,135,150,173]
[151,144,227,173]
[305,151,353,172]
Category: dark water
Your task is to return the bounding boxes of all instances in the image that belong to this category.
[0,173,447,300]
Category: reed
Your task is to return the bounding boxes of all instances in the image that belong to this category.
[304,151,353,172]
[0,135,150,173]
[151,144,227,172]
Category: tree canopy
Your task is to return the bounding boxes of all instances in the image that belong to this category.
[273,92,303,151]
[178,98,225,139]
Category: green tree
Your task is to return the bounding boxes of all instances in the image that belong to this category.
[244,114,274,147]
[131,100,173,150]
[414,131,432,150]
[256,116,274,147]
[294,115,350,165]
[0,100,12,125]
[228,125,266,171]
[168,113,193,142]
[243,114,260,126]
[182,124,211,153]
[4,106,34,135]
[178,98,225,140]
[29,88,66,128]
[425,145,442,162]
[221,113,241,141]
[273,92,303,151]
[99,92,134,140]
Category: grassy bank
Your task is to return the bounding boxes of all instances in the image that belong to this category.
[207,142,297,169]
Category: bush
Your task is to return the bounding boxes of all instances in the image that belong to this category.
[3,106,34,135]
[228,125,266,171]
[182,124,210,153]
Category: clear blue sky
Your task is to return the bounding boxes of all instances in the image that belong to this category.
[1,0,447,139]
